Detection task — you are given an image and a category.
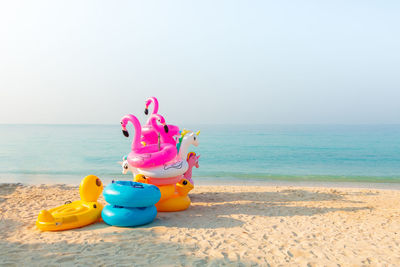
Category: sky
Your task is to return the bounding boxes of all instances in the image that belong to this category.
[0,0,399,125]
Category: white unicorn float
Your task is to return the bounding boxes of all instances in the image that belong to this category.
[120,157,137,175]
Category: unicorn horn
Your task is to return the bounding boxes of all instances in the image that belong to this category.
[196,130,200,135]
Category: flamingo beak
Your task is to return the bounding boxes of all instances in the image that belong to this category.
[122,129,129,137]
[144,108,149,115]
[164,124,169,133]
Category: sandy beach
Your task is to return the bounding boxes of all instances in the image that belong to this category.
[1,183,400,266]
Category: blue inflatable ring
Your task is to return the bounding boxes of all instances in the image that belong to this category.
[102,205,157,227]
[103,181,161,208]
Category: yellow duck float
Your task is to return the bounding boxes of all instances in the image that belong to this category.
[134,174,194,212]
[36,175,104,231]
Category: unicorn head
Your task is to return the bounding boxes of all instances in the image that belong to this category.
[188,131,200,147]
[121,160,130,174]
[119,155,137,175]
[178,130,200,159]
[187,152,200,168]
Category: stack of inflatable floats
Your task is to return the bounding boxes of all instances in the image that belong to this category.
[36,97,200,231]
[119,97,200,212]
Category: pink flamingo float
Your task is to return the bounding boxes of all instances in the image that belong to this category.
[144,96,159,117]
[121,114,177,168]
[141,97,180,145]
[141,97,160,144]
[143,114,180,146]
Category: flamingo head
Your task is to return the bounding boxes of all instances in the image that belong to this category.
[120,120,129,137]
[150,114,169,133]
[144,99,151,115]
[145,97,158,115]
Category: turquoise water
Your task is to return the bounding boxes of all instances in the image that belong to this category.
[1,124,400,185]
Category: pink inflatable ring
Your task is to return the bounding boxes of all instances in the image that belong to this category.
[121,114,177,168]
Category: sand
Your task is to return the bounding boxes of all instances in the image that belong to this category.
[1,183,400,266]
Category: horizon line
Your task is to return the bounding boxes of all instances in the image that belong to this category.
[1,123,400,126]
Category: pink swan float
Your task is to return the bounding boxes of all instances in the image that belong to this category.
[121,114,177,168]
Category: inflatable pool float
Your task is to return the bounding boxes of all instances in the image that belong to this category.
[142,97,179,145]
[134,175,192,206]
[155,179,194,212]
[103,181,161,208]
[127,144,177,168]
[136,160,188,178]
[121,114,177,168]
[135,131,200,178]
[134,174,176,202]
[102,180,160,227]
[135,178,193,212]
[102,205,157,227]
[183,152,200,185]
[36,175,104,231]
[134,173,181,187]
[141,97,159,145]
[176,129,191,152]
[175,131,200,161]
[144,97,159,117]
[147,176,182,186]
[142,114,179,146]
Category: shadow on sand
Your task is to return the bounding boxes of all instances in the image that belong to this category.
[75,188,370,231]
[0,183,21,203]
[151,189,369,229]
[0,185,374,266]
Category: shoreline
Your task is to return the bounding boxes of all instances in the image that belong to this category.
[2,177,400,190]
[196,179,400,190]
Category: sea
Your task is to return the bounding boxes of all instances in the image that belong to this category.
[1,124,400,188]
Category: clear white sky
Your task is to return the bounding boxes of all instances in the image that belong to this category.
[0,1,399,125]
